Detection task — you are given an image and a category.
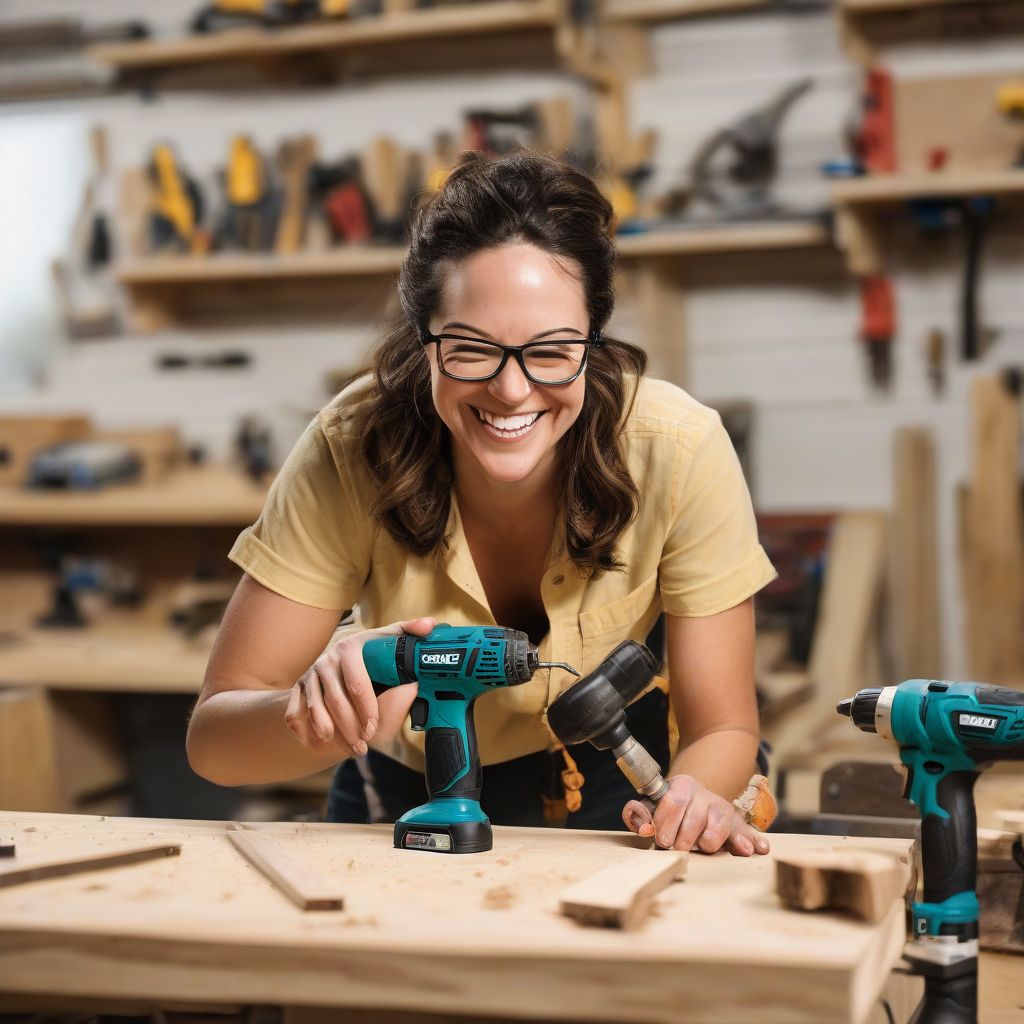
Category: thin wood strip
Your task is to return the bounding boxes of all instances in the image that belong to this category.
[0,842,180,889]
[226,824,343,912]
[558,850,685,930]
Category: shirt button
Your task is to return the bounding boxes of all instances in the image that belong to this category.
[552,575,565,586]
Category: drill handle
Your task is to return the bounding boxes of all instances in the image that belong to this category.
[424,695,483,803]
[920,770,979,908]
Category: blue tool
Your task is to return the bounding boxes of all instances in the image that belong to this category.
[363,624,578,854]
[838,679,1024,1023]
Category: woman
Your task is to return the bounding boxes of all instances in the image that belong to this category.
[187,150,777,856]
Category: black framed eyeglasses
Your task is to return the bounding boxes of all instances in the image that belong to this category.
[421,328,603,386]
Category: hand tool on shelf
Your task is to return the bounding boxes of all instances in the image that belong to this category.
[275,135,317,254]
[859,273,896,390]
[52,126,120,339]
[687,77,813,221]
[308,157,374,243]
[837,679,1024,1024]
[218,135,279,252]
[191,0,353,33]
[147,143,205,254]
[362,624,578,854]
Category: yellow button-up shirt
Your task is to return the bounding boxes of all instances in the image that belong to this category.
[229,375,776,771]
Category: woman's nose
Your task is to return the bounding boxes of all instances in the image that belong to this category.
[488,353,533,404]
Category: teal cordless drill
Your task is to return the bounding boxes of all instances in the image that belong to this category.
[838,679,1024,1024]
[362,624,578,854]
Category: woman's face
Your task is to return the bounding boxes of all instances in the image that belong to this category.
[425,242,590,490]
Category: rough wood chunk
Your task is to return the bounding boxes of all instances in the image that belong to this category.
[558,849,686,930]
[227,824,343,912]
[733,774,778,831]
[0,842,180,889]
[775,848,911,923]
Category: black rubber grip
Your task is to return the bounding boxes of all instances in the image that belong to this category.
[922,771,979,906]
[424,699,482,801]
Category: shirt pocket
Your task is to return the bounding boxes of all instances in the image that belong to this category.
[579,571,661,667]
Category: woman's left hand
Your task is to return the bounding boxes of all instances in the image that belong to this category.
[622,774,770,857]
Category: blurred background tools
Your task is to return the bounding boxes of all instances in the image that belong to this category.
[686,77,814,221]
[147,143,206,254]
[218,135,279,251]
[191,0,356,34]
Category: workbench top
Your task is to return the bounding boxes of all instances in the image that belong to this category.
[0,812,916,1024]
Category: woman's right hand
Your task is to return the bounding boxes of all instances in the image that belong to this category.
[284,616,437,757]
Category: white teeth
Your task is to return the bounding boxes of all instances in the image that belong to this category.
[475,409,541,434]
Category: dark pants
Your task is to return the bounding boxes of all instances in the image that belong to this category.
[327,689,672,830]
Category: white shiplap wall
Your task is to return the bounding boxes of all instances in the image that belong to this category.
[1,3,1022,677]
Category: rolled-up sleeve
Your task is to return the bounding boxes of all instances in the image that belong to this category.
[659,415,776,617]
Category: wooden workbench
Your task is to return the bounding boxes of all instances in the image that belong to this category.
[0,812,916,1023]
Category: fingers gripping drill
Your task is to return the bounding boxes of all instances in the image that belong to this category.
[362,624,578,854]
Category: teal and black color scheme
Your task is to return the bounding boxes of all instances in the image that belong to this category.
[362,624,578,855]
[838,679,1024,1024]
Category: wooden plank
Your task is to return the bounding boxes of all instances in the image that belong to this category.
[558,850,685,930]
[962,377,1024,684]
[0,813,915,1024]
[89,2,558,70]
[767,512,888,765]
[890,428,942,681]
[227,824,344,912]
[0,689,61,811]
[775,848,913,923]
[0,842,180,890]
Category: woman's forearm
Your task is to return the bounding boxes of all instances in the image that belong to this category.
[186,688,350,787]
[669,728,760,802]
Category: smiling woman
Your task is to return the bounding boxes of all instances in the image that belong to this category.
[187,151,778,858]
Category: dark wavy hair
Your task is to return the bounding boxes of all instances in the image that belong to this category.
[350,150,648,578]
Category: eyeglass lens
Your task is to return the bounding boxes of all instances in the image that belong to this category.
[438,338,588,383]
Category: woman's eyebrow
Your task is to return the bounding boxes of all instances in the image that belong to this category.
[441,322,585,340]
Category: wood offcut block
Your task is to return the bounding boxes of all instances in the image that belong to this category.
[775,848,912,923]
[558,849,686,930]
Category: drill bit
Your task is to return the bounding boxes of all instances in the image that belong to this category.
[539,660,580,677]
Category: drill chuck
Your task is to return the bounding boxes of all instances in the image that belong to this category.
[836,686,896,739]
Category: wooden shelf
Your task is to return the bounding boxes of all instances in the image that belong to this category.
[117,221,830,289]
[604,0,769,22]
[832,170,1024,204]
[840,0,993,12]
[0,464,268,527]
[0,622,211,693]
[615,220,829,256]
[89,1,559,72]
[117,248,406,285]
